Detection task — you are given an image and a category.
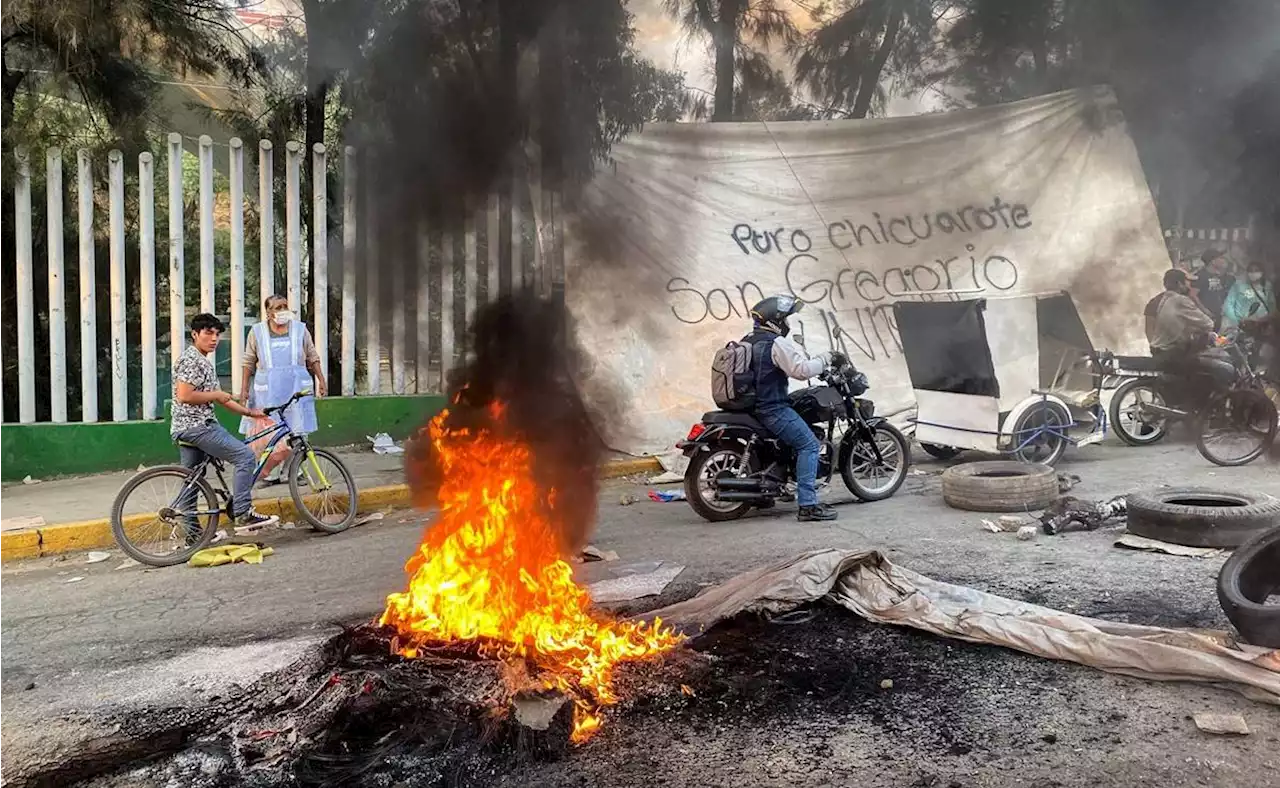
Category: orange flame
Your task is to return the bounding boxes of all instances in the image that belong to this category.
[380,407,682,742]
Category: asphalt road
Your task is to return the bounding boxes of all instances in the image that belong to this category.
[3,440,1279,786]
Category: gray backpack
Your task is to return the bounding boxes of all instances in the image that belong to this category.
[711,340,757,412]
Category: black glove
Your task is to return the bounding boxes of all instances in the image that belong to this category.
[829,351,849,368]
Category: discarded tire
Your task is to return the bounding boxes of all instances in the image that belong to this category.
[1216,526,1280,648]
[941,461,1059,513]
[1125,488,1280,548]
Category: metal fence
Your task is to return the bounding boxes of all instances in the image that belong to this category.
[7,135,552,425]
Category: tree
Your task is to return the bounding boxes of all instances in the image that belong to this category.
[664,0,799,121]
[793,0,944,119]
[1,0,266,146]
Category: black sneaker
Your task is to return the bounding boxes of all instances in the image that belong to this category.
[798,504,838,522]
[235,508,280,528]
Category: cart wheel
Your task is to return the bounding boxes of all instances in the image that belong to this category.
[920,443,963,461]
[1011,401,1070,466]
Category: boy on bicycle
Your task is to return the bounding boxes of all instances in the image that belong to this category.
[173,314,279,529]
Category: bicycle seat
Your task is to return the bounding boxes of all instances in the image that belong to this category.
[1113,355,1163,372]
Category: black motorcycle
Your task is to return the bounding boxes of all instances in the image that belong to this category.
[677,350,910,522]
[1107,309,1278,467]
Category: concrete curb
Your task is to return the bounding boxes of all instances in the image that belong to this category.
[0,457,663,562]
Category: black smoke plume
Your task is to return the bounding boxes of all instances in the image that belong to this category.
[405,292,612,556]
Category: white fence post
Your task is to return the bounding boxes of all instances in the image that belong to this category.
[464,212,477,345]
[487,192,500,302]
[168,133,185,366]
[341,147,357,396]
[198,135,215,314]
[229,139,246,398]
[312,143,328,387]
[139,152,158,420]
[108,150,128,421]
[79,149,99,421]
[259,140,275,308]
[285,141,303,313]
[365,188,381,395]
[511,174,523,290]
[14,149,35,423]
[416,224,431,393]
[392,260,406,394]
[46,148,68,423]
[440,229,454,391]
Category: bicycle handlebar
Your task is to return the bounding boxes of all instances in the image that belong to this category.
[262,389,313,417]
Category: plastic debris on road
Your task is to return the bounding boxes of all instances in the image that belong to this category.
[648,489,686,503]
[588,562,685,603]
[367,433,404,455]
[86,551,111,564]
[188,543,275,567]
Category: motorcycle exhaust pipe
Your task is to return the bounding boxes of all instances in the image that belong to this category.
[715,491,771,502]
[715,478,762,492]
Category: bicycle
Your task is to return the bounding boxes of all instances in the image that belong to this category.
[110,390,359,566]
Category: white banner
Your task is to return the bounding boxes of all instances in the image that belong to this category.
[568,87,1169,454]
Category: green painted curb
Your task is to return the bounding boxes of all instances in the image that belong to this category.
[0,457,662,562]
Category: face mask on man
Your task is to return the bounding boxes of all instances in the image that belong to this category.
[1248,271,1264,283]
[272,310,294,326]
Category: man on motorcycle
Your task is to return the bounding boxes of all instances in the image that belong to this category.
[745,295,839,522]
[1145,268,1235,386]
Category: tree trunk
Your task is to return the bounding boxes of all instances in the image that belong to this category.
[711,0,741,121]
[851,3,903,119]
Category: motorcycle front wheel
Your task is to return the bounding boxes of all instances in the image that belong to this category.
[683,447,755,522]
[1196,388,1278,467]
[841,422,911,502]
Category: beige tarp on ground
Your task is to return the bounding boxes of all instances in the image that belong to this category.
[646,549,1280,704]
[568,86,1170,454]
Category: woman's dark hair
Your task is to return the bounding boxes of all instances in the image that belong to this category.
[1246,261,1264,273]
[263,294,288,310]
[190,313,225,333]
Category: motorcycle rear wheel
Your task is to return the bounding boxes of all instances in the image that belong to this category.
[684,447,754,522]
[1196,389,1278,467]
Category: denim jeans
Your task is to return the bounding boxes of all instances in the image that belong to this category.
[176,421,257,518]
[757,404,821,507]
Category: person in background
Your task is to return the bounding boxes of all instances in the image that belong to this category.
[1221,261,1277,331]
[238,295,327,484]
[1145,268,1233,385]
[1189,249,1235,329]
[173,314,278,530]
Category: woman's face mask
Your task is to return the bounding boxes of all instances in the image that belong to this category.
[271,309,294,326]
[1248,271,1264,283]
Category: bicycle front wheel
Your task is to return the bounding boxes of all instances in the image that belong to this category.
[1196,389,1279,467]
[110,465,221,566]
[288,448,359,533]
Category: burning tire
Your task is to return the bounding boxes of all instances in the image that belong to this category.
[1217,525,1280,648]
[1125,488,1280,548]
[940,461,1059,513]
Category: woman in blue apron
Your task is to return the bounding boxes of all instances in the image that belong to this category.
[239,294,327,483]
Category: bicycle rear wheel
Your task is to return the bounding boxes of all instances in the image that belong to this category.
[110,465,221,566]
[288,448,359,533]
